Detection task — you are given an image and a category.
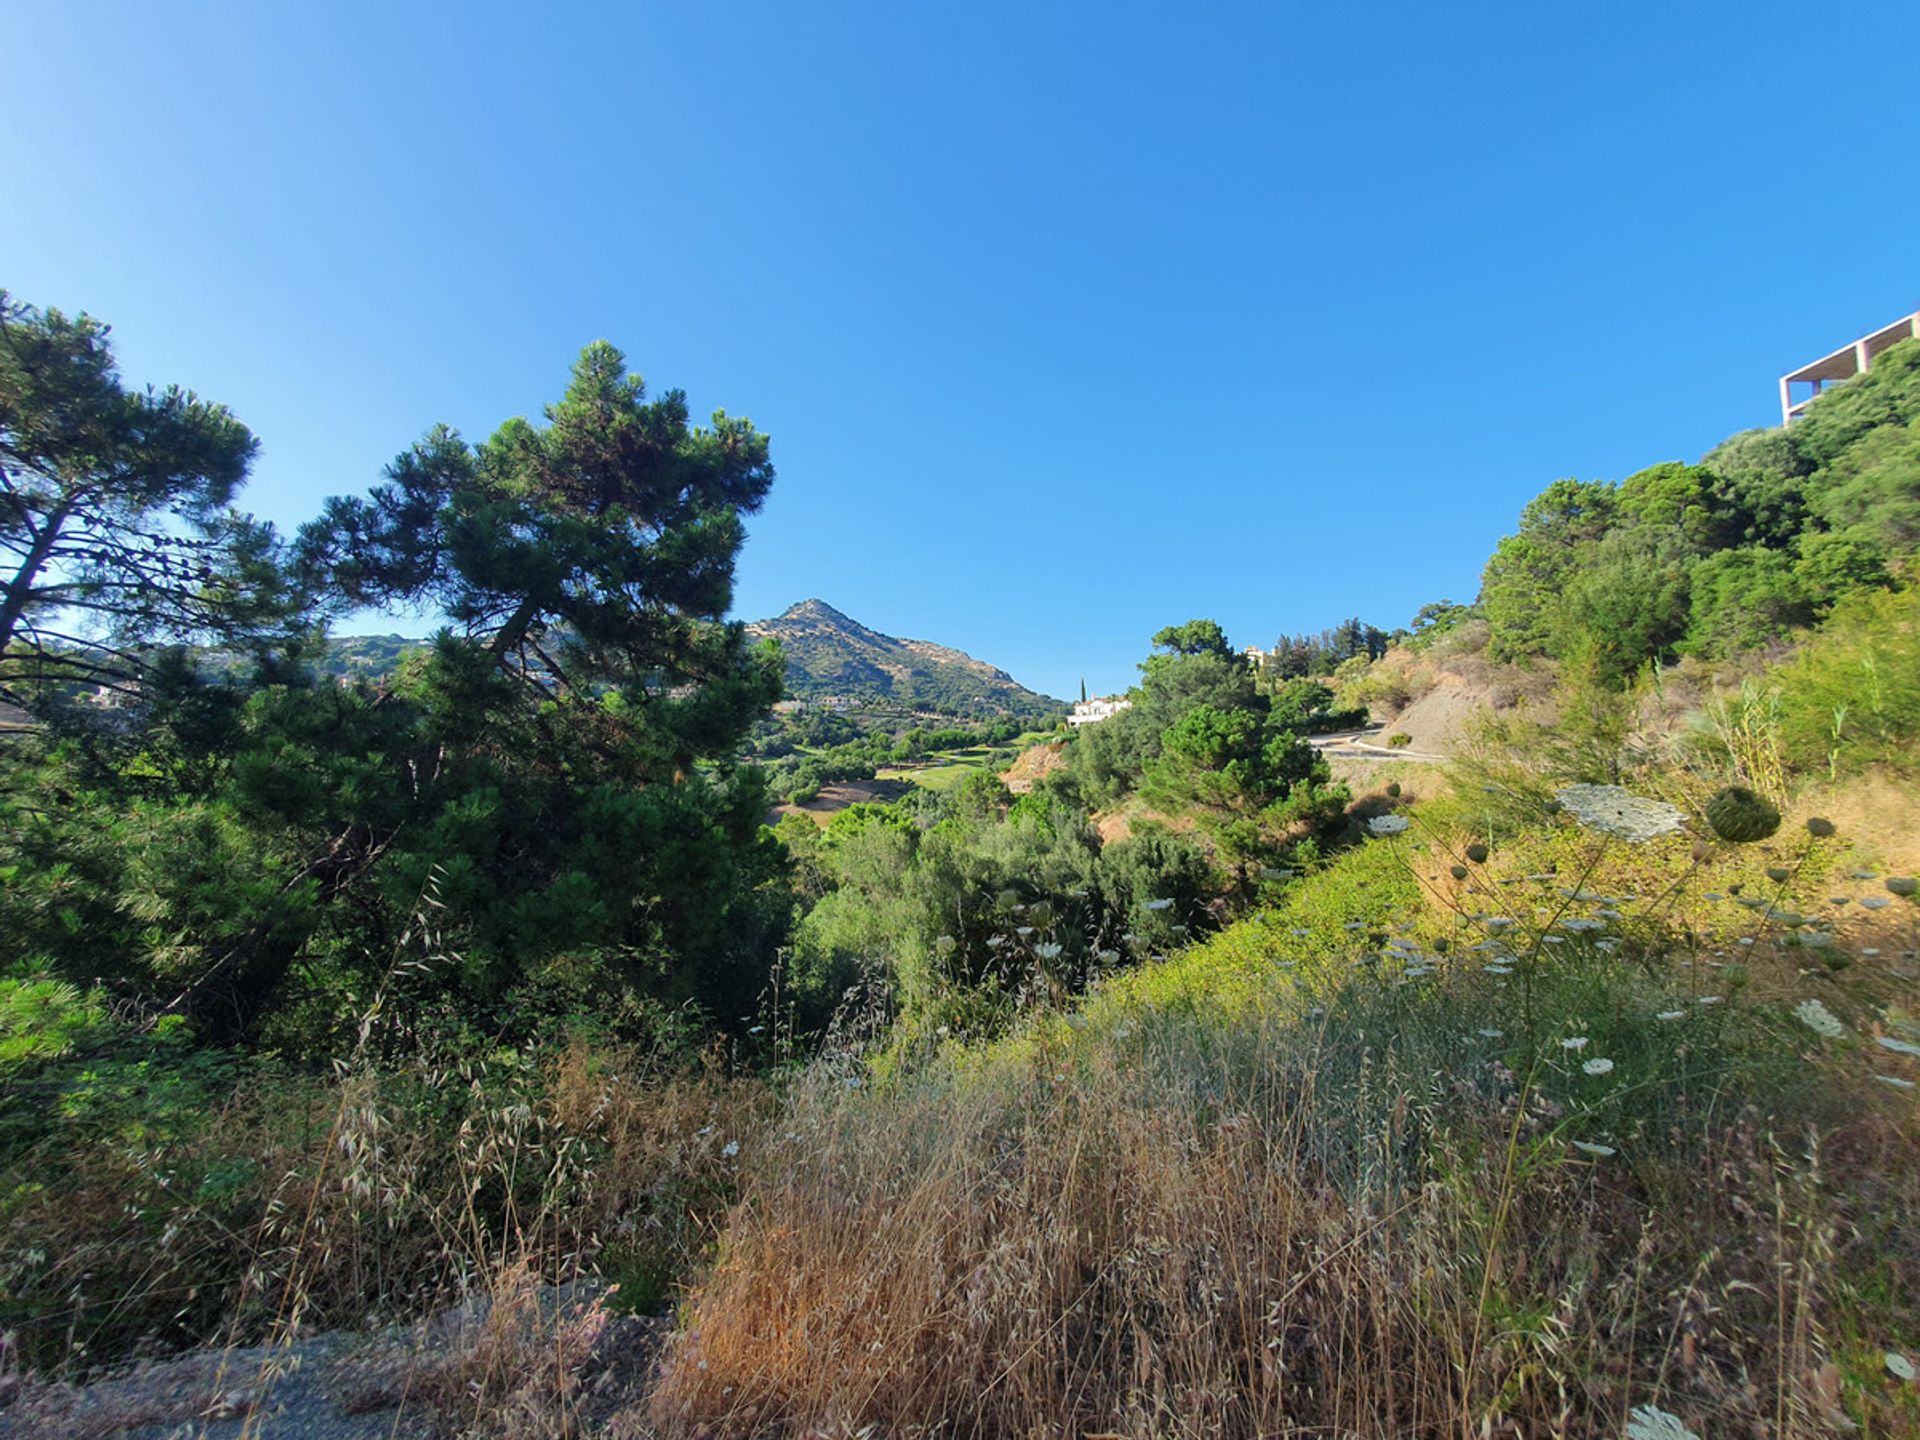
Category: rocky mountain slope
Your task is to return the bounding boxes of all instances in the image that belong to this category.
[747,599,1061,720]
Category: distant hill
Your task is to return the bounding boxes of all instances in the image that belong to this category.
[747,599,1063,721]
[319,633,429,677]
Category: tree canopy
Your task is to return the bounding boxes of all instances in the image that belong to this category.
[0,292,294,710]
[2,322,790,1045]
[1477,338,1920,681]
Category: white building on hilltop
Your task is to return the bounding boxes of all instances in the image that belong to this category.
[1068,695,1132,727]
[1779,309,1920,424]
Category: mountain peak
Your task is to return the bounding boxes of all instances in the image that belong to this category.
[747,602,1060,719]
[780,598,855,624]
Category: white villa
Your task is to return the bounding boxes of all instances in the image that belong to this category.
[1779,309,1920,424]
[1068,695,1132,727]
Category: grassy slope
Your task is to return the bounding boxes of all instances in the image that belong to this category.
[875,731,1058,792]
[645,814,1920,1439]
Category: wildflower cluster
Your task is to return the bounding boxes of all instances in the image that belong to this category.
[1555,784,1687,844]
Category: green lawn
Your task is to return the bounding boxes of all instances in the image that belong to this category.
[865,730,1060,793]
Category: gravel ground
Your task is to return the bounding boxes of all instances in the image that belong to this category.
[1,1285,668,1439]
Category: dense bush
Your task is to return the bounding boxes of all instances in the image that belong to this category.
[1477,340,1920,683]
[1771,585,1920,782]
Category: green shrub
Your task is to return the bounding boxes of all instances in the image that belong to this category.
[1772,585,1920,781]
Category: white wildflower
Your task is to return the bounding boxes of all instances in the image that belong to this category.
[1875,1075,1916,1090]
[1144,898,1174,912]
[721,1140,740,1158]
[1875,1036,1920,1058]
[1887,1352,1916,1382]
[1561,1036,1590,1051]
[1367,815,1409,836]
[1035,942,1064,960]
[1698,995,1724,1006]
[1555,783,1687,843]
[1656,1010,1686,1021]
[1862,896,1891,911]
[1477,1028,1504,1038]
[1582,1057,1615,1076]
[1794,999,1846,1038]
[1571,1140,1616,1157]
[1484,963,1514,974]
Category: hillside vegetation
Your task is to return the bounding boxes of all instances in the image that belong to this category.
[4,298,1920,1439]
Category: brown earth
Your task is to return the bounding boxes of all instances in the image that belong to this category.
[770,778,913,828]
[1002,740,1066,794]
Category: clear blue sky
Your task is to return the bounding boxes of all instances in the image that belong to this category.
[10,2,1918,701]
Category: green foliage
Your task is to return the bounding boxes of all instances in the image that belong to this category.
[1146,617,1234,662]
[1482,479,1618,661]
[1478,341,1920,681]
[786,762,1221,1034]
[1265,676,1367,733]
[1771,585,1920,782]
[0,290,299,713]
[1551,528,1694,685]
[1068,624,1260,807]
[1405,598,1479,650]
[1,337,791,1048]
[1681,547,1812,658]
[1141,703,1341,884]
[1257,617,1391,679]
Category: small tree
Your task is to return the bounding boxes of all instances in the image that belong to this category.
[1141,703,1339,892]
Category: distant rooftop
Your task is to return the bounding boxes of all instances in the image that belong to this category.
[1779,309,1919,424]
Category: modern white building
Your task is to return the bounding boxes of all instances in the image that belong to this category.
[1068,696,1132,727]
[1779,309,1920,424]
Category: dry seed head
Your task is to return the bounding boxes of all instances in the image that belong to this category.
[1703,785,1781,844]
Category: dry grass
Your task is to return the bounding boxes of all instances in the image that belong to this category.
[640,974,1917,1438]
[0,1030,770,1438]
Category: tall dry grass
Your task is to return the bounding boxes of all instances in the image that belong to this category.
[643,977,1909,1439]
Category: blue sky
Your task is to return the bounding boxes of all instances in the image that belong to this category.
[10,2,1919,701]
